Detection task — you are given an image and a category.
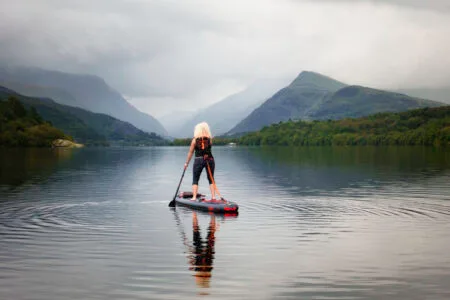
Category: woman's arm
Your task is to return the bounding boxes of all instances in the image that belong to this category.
[184,138,196,169]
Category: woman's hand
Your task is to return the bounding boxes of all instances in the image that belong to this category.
[184,162,188,170]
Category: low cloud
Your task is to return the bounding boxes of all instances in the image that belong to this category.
[1,0,449,116]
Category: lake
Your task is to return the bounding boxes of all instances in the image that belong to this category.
[1,146,449,299]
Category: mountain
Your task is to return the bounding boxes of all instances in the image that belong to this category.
[227,71,445,135]
[168,78,288,138]
[0,86,168,146]
[0,80,83,108]
[227,71,347,135]
[307,85,443,120]
[158,109,197,138]
[237,105,450,147]
[395,88,450,105]
[0,95,69,147]
[0,66,167,136]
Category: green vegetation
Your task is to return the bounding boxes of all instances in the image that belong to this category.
[240,106,450,147]
[0,96,70,147]
[0,66,167,136]
[0,87,168,146]
[172,106,450,147]
[228,71,444,135]
[307,86,443,120]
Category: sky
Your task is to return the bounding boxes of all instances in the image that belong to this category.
[1,0,449,117]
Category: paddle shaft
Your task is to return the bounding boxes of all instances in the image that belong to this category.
[169,167,186,207]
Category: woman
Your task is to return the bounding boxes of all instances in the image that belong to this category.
[184,122,216,200]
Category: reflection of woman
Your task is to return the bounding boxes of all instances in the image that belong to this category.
[184,122,216,201]
[188,212,216,288]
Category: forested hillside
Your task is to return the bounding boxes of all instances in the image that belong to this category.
[172,106,450,147]
[0,96,70,147]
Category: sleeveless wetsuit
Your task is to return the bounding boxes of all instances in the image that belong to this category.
[192,137,215,185]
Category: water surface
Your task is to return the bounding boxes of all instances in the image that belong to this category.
[0,146,449,299]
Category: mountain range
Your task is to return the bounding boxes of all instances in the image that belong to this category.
[396,88,450,105]
[0,86,167,146]
[0,66,167,136]
[1,65,446,142]
[162,78,289,138]
[227,71,444,135]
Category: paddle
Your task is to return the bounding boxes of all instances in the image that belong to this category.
[169,166,187,207]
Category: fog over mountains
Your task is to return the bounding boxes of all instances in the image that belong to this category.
[0,86,167,145]
[0,66,167,136]
[161,78,289,138]
[396,88,450,105]
[227,71,445,135]
[1,65,447,141]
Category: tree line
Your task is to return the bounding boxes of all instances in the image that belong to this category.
[0,96,70,147]
[172,106,450,147]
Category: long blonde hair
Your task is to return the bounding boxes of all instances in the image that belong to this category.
[194,122,212,139]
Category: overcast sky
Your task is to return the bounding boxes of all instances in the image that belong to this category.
[1,0,449,117]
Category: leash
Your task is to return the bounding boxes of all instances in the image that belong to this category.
[205,158,224,200]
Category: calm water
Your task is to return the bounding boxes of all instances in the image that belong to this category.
[0,146,450,300]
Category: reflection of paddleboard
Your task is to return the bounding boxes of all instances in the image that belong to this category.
[175,191,239,214]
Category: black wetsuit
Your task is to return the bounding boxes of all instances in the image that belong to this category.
[192,137,215,185]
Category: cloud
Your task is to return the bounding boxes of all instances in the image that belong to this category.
[1,0,449,117]
[307,0,450,11]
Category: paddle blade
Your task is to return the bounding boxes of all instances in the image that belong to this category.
[168,199,176,207]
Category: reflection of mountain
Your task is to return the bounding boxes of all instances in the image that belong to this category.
[0,148,165,190]
[232,147,450,194]
[0,148,76,189]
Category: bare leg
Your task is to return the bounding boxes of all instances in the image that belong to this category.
[209,184,216,200]
[192,184,198,200]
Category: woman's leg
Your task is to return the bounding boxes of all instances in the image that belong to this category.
[192,184,198,200]
[192,158,202,200]
[209,184,215,200]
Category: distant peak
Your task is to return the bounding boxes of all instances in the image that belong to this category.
[293,71,340,83]
[289,71,347,92]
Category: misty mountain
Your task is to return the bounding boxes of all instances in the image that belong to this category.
[0,86,167,146]
[0,66,167,136]
[0,80,83,108]
[158,109,198,138]
[167,78,288,138]
[395,88,450,105]
[307,85,443,120]
[228,71,445,135]
[227,71,347,135]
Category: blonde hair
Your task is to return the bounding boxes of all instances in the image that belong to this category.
[194,122,212,139]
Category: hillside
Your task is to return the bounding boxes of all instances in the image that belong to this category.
[227,71,347,135]
[396,87,450,105]
[0,96,70,147]
[0,80,83,108]
[0,86,168,146]
[165,78,287,138]
[227,71,445,135]
[307,86,442,120]
[0,66,167,136]
[238,105,450,147]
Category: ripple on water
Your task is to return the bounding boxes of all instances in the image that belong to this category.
[0,200,129,243]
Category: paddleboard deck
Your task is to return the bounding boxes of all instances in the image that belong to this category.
[175,191,239,214]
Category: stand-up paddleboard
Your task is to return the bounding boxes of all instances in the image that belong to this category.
[174,191,239,214]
